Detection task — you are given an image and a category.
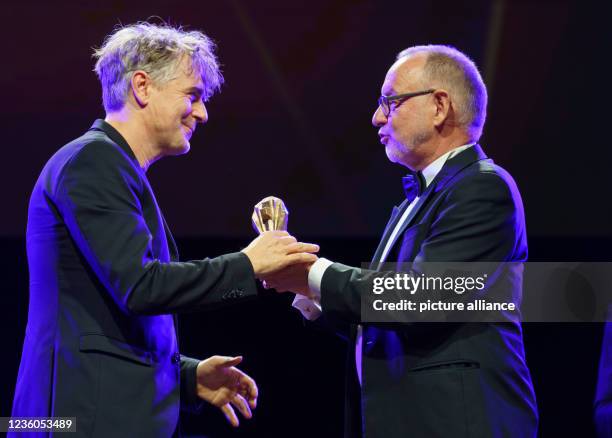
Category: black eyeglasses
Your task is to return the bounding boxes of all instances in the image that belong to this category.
[377,89,435,117]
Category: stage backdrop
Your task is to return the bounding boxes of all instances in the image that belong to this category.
[1,0,609,239]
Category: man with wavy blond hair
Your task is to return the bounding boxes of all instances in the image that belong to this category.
[11,22,318,437]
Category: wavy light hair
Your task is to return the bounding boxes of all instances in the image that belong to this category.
[93,22,224,112]
[397,45,487,141]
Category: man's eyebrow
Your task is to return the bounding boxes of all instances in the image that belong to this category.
[185,86,204,96]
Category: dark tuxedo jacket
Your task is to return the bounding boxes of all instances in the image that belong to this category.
[11,120,258,437]
[320,145,538,438]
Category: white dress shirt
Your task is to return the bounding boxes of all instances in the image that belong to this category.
[292,143,474,384]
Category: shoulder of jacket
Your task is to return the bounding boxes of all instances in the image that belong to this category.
[53,131,144,192]
[454,159,517,189]
[441,161,520,204]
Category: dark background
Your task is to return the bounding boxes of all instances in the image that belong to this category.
[1,0,610,436]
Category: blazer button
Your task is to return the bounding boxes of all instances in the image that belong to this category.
[172,352,181,365]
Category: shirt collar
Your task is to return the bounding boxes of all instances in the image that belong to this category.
[421,143,475,188]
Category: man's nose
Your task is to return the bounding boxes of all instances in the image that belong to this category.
[372,105,387,127]
[193,101,208,124]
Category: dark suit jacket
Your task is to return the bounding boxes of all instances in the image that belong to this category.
[11,120,258,437]
[320,145,538,438]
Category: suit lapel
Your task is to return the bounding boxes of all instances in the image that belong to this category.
[90,120,181,262]
[160,214,179,262]
[387,183,436,250]
[369,201,407,268]
[371,145,489,267]
[427,144,488,199]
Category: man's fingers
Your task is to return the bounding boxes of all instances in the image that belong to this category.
[279,235,297,244]
[222,356,243,368]
[231,394,252,419]
[221,404,239,427]
[241,375,258,408]
[286,242,319,254]
[284,253,318,266]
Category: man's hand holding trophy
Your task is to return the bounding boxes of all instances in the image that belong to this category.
[241,196,317,298]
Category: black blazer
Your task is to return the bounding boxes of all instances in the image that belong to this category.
[11,120,258,437]
[320,145,538,438]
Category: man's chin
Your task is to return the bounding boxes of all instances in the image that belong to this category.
[387,148,417,170]
[385,146,402,165]
[182,143,190,154]
[179,136,192,153]
[167,142,190,156]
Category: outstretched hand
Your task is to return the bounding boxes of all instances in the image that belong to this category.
[242,231,319,278]
[263,262,315,298]
[196,356,258,427]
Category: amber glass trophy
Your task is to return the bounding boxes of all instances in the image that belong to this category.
[252,196,288,233]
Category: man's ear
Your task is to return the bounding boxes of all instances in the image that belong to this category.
[130,70,151,108]
[432,89,451,128]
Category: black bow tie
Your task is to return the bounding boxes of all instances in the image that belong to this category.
[402,171,426,203]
